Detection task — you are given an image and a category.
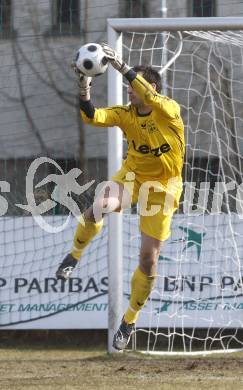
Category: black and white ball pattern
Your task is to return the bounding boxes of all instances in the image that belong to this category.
[75,43,108,77]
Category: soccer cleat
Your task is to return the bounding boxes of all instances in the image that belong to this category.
[56,254,78,281]
[112,319,135,351]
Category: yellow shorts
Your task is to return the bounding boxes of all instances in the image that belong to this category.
[112,163,182,242]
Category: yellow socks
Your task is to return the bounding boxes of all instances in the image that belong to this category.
[70,220,155,325]
[71,218,103,260]
[124,267,156,324]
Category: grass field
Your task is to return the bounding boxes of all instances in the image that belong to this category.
[1,343,243,390]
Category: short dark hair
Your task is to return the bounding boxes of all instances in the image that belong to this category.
[132,65,162,93]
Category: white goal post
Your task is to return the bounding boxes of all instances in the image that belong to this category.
[107,17,243,354]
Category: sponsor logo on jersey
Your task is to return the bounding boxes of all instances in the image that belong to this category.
[132,140,171,157]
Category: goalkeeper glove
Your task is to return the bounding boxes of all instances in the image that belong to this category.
[78,73,92,97]
[101,43,131,75]
[71,61,92,97]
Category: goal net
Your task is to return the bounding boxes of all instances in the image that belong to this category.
[1,15,243,356]
[0,2,110,330]
[108,18,243,354]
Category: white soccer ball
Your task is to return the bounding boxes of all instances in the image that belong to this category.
[75,43,108,77]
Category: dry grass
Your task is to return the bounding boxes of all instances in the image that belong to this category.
[0,347,243,390]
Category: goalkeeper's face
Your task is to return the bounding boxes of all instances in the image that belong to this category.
[128,72,156,107]
[127,71,144,106]
[128,84,143,107]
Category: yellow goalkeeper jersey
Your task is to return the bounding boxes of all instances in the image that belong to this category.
[81,74,185,183]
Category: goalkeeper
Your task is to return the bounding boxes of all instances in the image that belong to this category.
[56,44,185,350]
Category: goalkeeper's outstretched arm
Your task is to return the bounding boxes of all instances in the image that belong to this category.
[72,63,123,127]
[101,43,181,120]
[71,62,95,119]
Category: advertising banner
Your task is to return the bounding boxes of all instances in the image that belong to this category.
[0,214,243,329]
